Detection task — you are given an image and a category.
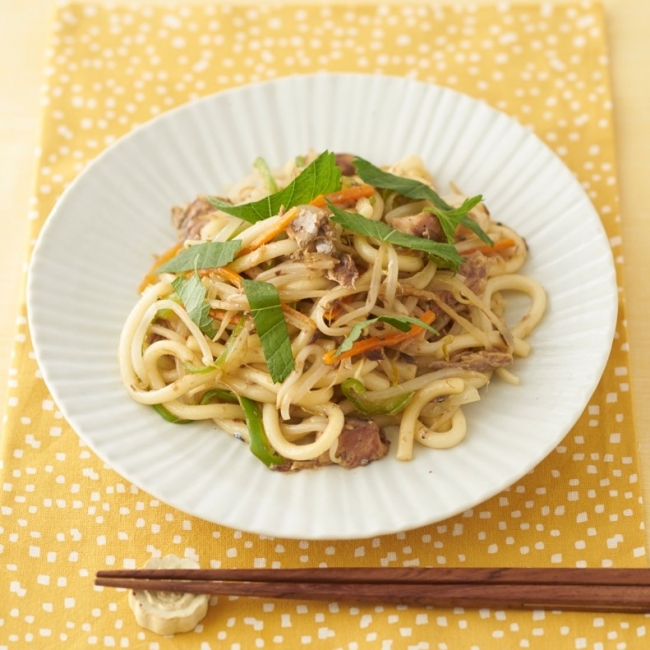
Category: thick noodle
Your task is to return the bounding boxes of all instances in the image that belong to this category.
[119,153,547,471]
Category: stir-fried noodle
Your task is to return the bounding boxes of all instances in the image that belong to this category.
[119,152,546,470]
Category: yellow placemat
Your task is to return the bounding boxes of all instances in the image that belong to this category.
[2,1,648,648]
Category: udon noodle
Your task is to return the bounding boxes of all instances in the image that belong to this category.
[119,152,546,471]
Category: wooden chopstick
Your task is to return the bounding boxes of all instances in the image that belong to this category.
[94,567,650,613]
[96,566,650,586]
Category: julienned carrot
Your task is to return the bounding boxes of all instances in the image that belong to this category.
[237,207,299,257]
[208,308,230,321]
[211,266,243,287]
[462,238,516,257]
[138,242,184,293]
[323,310,437,365]
[310,184,375,208]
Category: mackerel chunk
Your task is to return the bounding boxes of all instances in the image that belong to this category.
[428,350,513,372]
[286,417,390,471]
[287,205,359,288]
[390,211,445,242]
[286,205,333,250]
[171,196,217,241]
[334,418,390,468]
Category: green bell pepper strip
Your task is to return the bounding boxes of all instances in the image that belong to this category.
[341,378,414,416]
[239,396,287,468]
[182,362,220,375]
[152,403,191,424]
[200,389,239,405]
[253,156,279,193]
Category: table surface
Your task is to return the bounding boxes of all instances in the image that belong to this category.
[2,0,649,545]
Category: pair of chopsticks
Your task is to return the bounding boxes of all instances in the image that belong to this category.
[95,567,650,612]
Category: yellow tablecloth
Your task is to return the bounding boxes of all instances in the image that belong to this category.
[2,1,648,647]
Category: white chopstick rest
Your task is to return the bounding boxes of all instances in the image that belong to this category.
[127,555,209,636]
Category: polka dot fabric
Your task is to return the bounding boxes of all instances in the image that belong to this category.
[1,1,648,648]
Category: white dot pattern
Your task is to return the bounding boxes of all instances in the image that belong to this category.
[1,2,647,648]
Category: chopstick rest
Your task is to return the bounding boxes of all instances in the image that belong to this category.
[124,556,209,636]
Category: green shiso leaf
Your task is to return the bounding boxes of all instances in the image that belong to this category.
[242,279,295,384]
[209,151,342,223]
[327,202,465,272]
[171,273,217,338]
[353,156,493,246]
[155,240,241,274]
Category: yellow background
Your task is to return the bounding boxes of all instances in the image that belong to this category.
[1,1,650,648]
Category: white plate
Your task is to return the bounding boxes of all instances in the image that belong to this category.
[27,74,617,540]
